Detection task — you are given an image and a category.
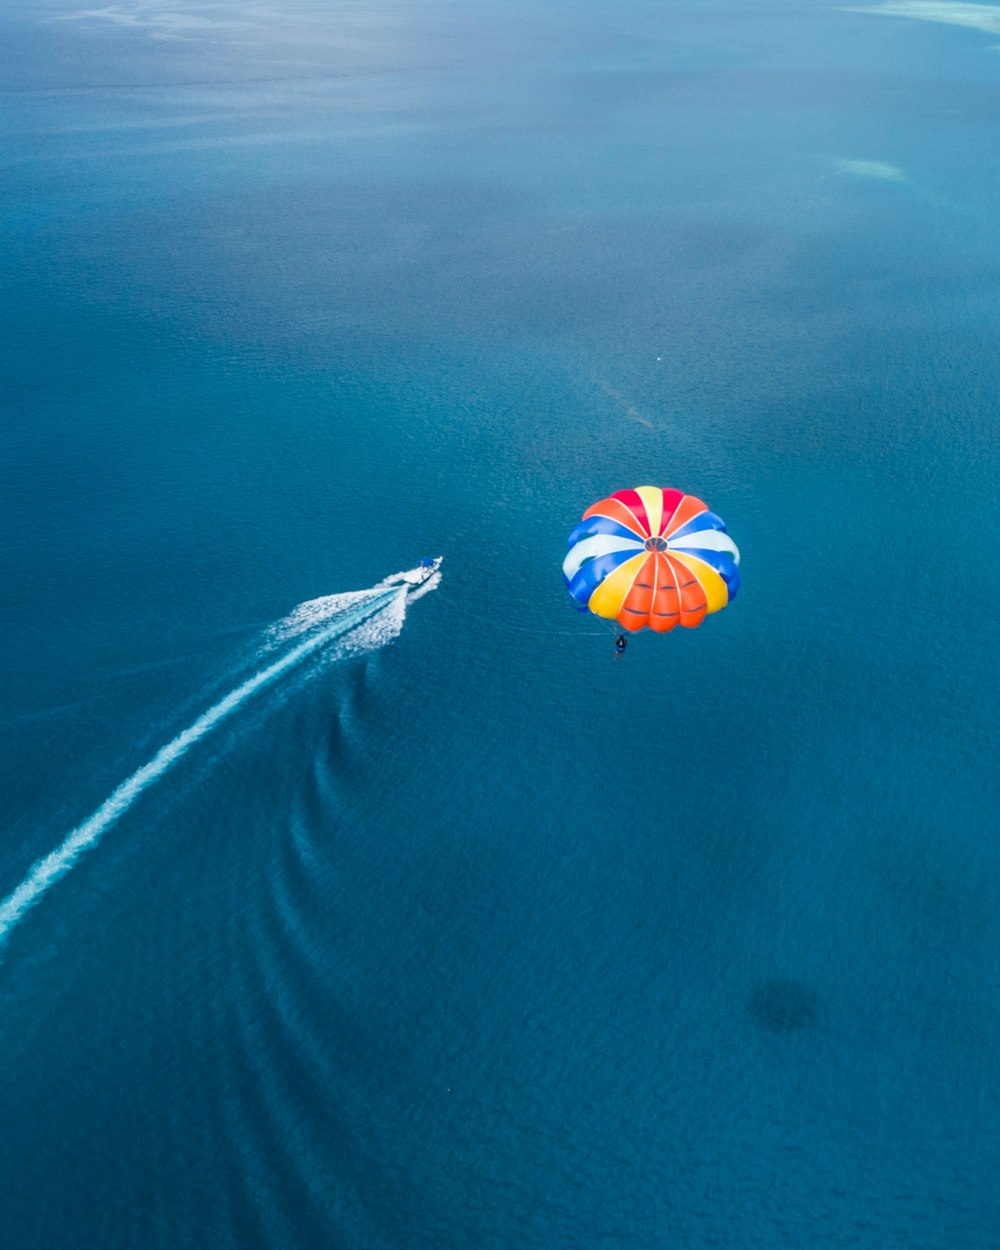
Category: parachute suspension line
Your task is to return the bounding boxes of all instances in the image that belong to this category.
[434,592,609,637]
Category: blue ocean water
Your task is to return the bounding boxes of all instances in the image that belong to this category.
[2,2,999,1246]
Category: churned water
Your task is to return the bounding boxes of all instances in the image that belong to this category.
[2,2,998,1246]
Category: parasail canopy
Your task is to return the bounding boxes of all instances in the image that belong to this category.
[563,486,740,633]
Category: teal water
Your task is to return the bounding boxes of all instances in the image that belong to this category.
[2,2,999,1246]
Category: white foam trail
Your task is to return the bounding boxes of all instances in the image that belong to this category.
[274,563,441,641]
[0,566,439,947]
[405,569,442,603]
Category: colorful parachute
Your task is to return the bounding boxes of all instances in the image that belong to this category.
[563,486,740,632]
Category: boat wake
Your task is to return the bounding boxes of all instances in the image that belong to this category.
[0,563,442,950]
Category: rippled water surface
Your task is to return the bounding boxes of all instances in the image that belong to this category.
[2,2,999,1246]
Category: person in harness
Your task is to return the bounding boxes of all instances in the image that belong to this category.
[614,633,627,657]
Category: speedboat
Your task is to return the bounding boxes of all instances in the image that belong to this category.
[401,557,443,587]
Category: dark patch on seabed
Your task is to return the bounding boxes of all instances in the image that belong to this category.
[747,979,818,1033]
